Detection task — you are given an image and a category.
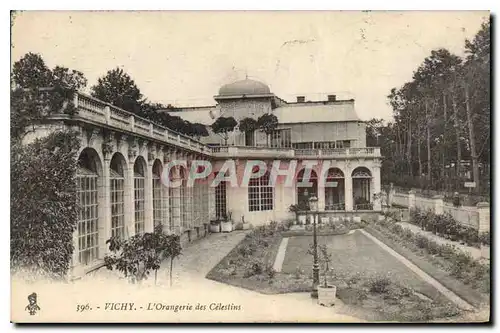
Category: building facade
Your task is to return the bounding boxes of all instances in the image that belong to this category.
[22,78,381,277]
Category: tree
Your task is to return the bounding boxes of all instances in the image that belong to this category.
[211,116,237,145]
[91,67,143,113]
[11,52,53,89]
[239,117,258,133]
[257,113,278,146]
[52,66,87,90]
[381,21,490,196]
[239,117,258,146]
[11,53,86,141]
[104,224,182,285]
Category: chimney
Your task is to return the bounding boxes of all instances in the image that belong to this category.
[327,95,337,102]
[296,96,305,103]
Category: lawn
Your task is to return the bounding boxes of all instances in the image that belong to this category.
[207,222,463,322]
[282,231,448,302]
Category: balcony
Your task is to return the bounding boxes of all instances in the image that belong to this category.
[211,146,381,159]
[64,92,209,155]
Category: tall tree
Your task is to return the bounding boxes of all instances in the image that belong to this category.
[11,52,53,89]
[91,67,143,113]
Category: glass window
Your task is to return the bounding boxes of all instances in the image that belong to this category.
[248,172,274,212]
[77,167,99,265]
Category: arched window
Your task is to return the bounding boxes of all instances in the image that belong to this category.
[77,148,101,265]
[168,166,177,232]
[296,168,318,209]
[215,172,227,219]
[134,157,146,235]
[324,168,345,211]
[248,172,274,212]
[110,153,126,239]
[152,160,164,229]
[179,166,190,229]
[352,167,372,210]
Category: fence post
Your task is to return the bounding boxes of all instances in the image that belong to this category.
[433,195,444,215]
[388,182,395,206]
[476,202,490,233]
[408,189,415,209]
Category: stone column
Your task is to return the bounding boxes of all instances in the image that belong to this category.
[208,172,216,220]
[408,189,416,209]
[125,160,135,238]
[477,202,490,233]
[372,165,382,211]
[99,158,111,258]
[170,166,182,235]
[144,159,154,233]
[344,173,353,211]
[432,195,444,215]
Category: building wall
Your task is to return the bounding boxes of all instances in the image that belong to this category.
[277,122,366,148]
[218,98,272,121]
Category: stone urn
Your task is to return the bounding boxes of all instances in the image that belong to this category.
[317,285,337,307]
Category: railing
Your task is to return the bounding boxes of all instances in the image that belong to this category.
[443,206,479,229]
[325,203,346,211]
[71,92,207,155]
[212,146,381,158]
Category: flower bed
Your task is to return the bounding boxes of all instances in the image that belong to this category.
[207,221,463,322]
[408,209,487,248]
[368,218,490,302]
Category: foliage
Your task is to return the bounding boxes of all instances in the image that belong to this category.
[211,116,238,145]
[104,224,181,284]
[10,53,85,140]
[479,231,490,246]
[11,52,55,89]
[318,244,333,287]
[366,275,392,293]
[374,20,490,195]
[256,113,278,146]
[91,67,143,113]
[11,130,81,280]
[409,208,480,247]
[372,219,490,293]
[238,117,258,133]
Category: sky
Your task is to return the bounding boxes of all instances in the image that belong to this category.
[11,11,488,121]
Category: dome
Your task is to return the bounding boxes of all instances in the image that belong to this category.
[218,78,271,97]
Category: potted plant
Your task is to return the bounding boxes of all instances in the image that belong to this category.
[317,244,336,307]
[221,211,233,233]
[210,219,221,233]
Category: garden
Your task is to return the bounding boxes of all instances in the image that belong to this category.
[206,219,463,322]
[366,212,490,309]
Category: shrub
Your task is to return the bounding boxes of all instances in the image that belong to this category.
[402,228,415,241]
[427,240,440,255]
[392,223,404,235]
[415,234,430,249]
[265,264,276,279]
[437,244,456,259]
[479,231,490,246]
[367,275,391,293]
[11,130,80,280]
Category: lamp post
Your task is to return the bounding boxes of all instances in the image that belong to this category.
[308,195,320,299]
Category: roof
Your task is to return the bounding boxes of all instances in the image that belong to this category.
[218,78,271,97]
[274,101,361,123]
